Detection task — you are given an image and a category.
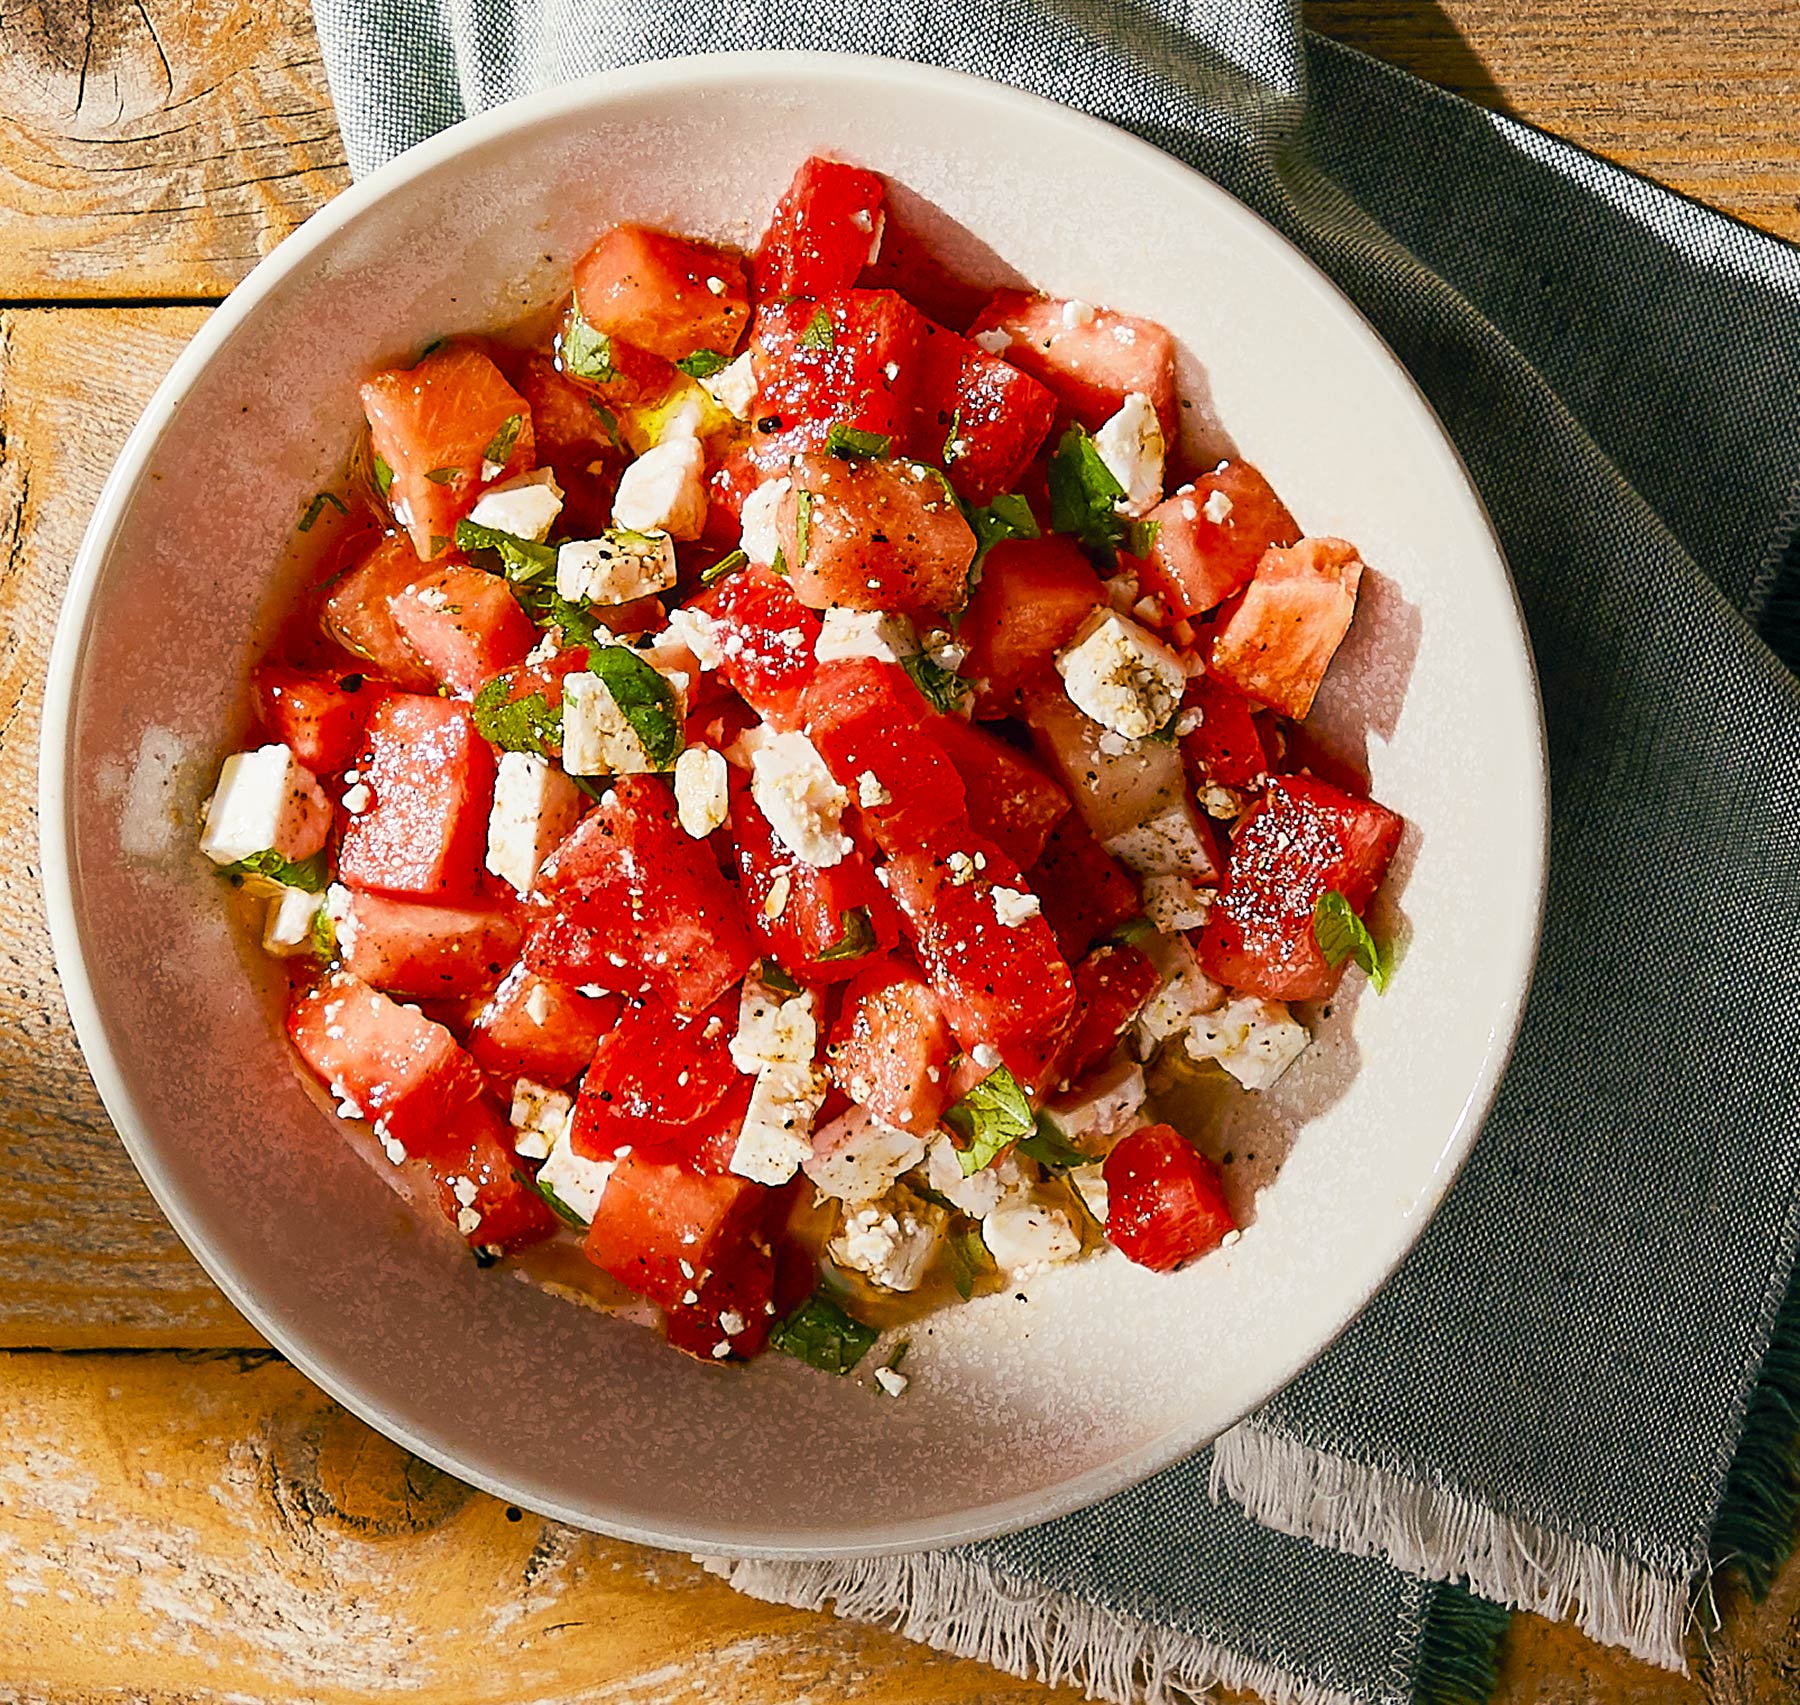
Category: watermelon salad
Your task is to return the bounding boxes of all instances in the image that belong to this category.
[197,155,1404,1387]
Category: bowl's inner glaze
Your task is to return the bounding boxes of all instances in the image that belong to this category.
[49,56,1544,1556]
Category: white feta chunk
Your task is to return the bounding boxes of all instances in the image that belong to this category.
[1093,392,1165,519]
[874,1365,909,1397]
[982,1192,1082,1277]
[973,327,1013,356]
[730,977,818,1075]
[701,351,758,420]
[1202,488,1234,525]
[537,1121,614,1223]
[1136,931,1225,1059]
[1185,994,1311,1091]
[561,668,683,777]
[466,467,565,542]
[1043,1058,1147,1145]
[673,744,730,839]
[922,1136,1029,1218]
[509,1078,573,1161]
[663,605,726,672]
[804,1105,927,1203]
[730,1062,828,1185]
[814,607,920,664]
[1104,800,1215,880]
[610,436,708,541]
[749,729,851,867]
[199,744,331,868]
[1139,874,1214,932]
[739,477,790,567]
[828,1185,944,1293]
[1060,298,1097,328]
[485,750,583,895]
[990,886,1041,928]
[262,884,324,957]
[556,529,679,605]
[1056,610,1186,741]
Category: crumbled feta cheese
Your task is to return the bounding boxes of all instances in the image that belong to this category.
[922,629,967,672]
[1044,1058,1146,1145]
[731,1061,827,1184]
[486,750,583,894]
[1056,610,1187,740]
[323,883,358,956]
[704,274,726,296]
[1093,392,1166,519]
[973,327,1012,355]
[804,1105,927,1203]
[923,1137,1028,1217]
[814,606,919,663]
[1103,572,1140,613]
[378,1132,407,1166]
[451,1175,480,1209]
[1069,1162,1109,1225]
[1060,298,1097,328]
[701,351,758,420]
[982,1193,1081,1276]
[1104,803,1218,913]
[990,886,1041,928]
[1202,488,1234,525]
[857,771,891,809]
[1139,874,1215,931]
[509,1078,573,1161]
[1185,994,1310,1091]
[739,477,790,566]
[456,1206,483,1236]
[261,884,322,957]
[467,467,565,541]
[1132,594,1167,627]
[875,1365,909,1397]
[538,1121,614,1223]
[663,605,726,672]
[610,437,708,541]
[1199,783,1248,819]
[198,744,331,866]
[946,851,977,885]
[561,668,683,777]
[673,745,730,839]
[829,1185,944,1292]
[523,982,553,1026]
[763,873,791,918]
[971,1042,1003,1071]
[730,977,818,1074]
[749,729,851,867]
[341,782,372,815]
[1136,931,1225,1059]
[1174,707,1204,738]
[556,529,679,605]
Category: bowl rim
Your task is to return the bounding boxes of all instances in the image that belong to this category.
[39,48,1550,1558]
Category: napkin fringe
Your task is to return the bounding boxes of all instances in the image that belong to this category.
[702,1552,1357,1705]
[1209,1427,1687,1672]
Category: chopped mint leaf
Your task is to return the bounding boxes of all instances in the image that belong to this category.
[944,1064,1034,1175]
[941,408,963,465]
[1019,1113,1088,1172]
[826,422,893,460]
[520,1170,588,1229]
[308,902,338,963]
[568,774,609,803]
[471,675,562,756]
[371,452,395,496]
[677,348,729,379]
[561,306,620,383]
[798,306,836,350]
[759,958,804,997]
[589,644,683,770]
[1128,516,1162,557]
[1313,890,1391,993]
[886,1339,911,1372]
[482,413,524,470]
[298,490,348,533]
[1046,425,1144,566]
[223,849,328,892]
[455,517,558,583]
[816,907,877,963]
[590,400,621,447]
[964,491,1040,569]
[428,534,452,557]
[424,465,462,486]
[794,489,814,571]
[701,548,747,587]
[946,1219,991,1299]
[772,1291,878,1374]
[1108,915,1159,946]
[770,546,789,578]
[901,652,969,717]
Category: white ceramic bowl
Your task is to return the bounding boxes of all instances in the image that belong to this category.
[41,53,1546,1557]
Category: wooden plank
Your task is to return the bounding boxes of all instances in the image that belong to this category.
[1,2,1798,300]
[0,304,260,1347]
[0,0,349,301]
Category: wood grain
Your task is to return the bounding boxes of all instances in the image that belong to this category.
[0,304,258,1347]
[0,0,349,301]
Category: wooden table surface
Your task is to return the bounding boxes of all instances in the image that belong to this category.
[4,3,1798,1698]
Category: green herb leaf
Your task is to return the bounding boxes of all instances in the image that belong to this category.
[560,306,619,383]
[901,652,969,717]
[759,958,804,997]
[816,908,877,963]
[521,1170,589,1229]
[771,1292,878,1374]
[428,534,452,557]
[298,490,348,533]
[372,452,395,496]
[425,465,463,486]
[946,1220,991,1300]
[944,1064,1034,1175]
[1046,425,1144,566]
[700,548,747,587]
[471,675,562,756]
[770,546,789,579]
[455,518,558,582]
[826,422,893,460]
[793,488,814,572]
[886,1339,911,1372]
[482,413,524,470]
[589,645,683,770]
[223,849,328,892]
[1313,890,1391,993]
[964,491,1040,569]
[1018,1113,1089,1172]
[1107,915,1159,946]
[941,408,963,465]
[798,306,836,350]
[308,902,338,962]
[676,348,729,379]
[590,400,621,447]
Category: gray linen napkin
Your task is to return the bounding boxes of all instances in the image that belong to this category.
[309,3,1800,1700]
